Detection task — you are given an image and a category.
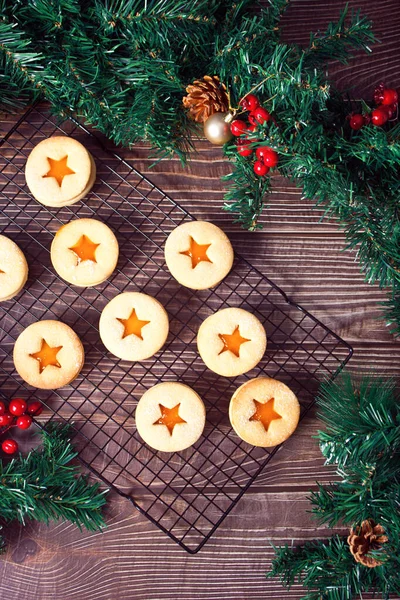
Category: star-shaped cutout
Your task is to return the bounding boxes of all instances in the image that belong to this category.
[250,398,282,433]
[68,235,100,264]
[43,155,76,187]
[29,339,63,374]
[117,308,150,340]
[180,236,213,269]
[153,403,187,435]
[218,325,251,357]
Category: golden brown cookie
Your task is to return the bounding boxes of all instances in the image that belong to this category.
[0,235,28,302]
[197,307,267,377]
[135,382,206,452]
[164,221,234,290]
[229,377,300,447]
[99,291,169,361]
[13,319,85,390]
[25,136,96,207]
[50,218,119,287]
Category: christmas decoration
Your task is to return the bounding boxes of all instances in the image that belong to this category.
[237,140,253,157]
[27,401,43,416]
[267,372,400,599]
[0,397,39,451]
[203,112,233,145]
[254,161,269,177]
[8,398,27,416]
[230,120,248,137]
[348,113,364,130]
[0,423,107,551]
[347,519,388,568]
[0,1,399,334]
[240,94,259,112]
[371,107,388,127]
[16,414,33,430]
[183,75,229,123]
[2,439,18,455]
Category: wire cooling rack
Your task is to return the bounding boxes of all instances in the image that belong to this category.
[0,105,353,553]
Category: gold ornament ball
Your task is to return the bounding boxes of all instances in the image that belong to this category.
[204,112,234,145]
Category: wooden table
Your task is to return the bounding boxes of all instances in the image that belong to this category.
[0,1,399,598]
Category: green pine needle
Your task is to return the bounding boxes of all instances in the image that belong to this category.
[0,424,107,536]
[267,371,400,599]
[0,1,398,331]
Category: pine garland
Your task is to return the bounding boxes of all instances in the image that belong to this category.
[267,372,400,599]
[0,0,399,332]
[0,423,107,551]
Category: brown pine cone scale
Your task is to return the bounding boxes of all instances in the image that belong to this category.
[347,518,388,568]
[183,75,229,123]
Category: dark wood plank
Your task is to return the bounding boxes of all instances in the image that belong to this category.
[1,0,400,599]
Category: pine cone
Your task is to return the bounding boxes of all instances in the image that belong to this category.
[183,75,229,123]
[347,519,388,568]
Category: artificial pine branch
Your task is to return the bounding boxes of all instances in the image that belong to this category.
[0,1,399,331]
[267,372,400,599]
[0,423,107,536]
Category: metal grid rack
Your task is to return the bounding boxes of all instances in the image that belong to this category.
[0,105,353,553]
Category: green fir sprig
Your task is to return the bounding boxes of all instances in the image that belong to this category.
[267,372,400,599]
[0,423,107,551]
[0,1,399,331]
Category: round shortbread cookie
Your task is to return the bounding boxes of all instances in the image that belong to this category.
[197,307,267,377]
[13,319,85,390]
[50,218,119,287]
[0,235,28,302]
[25,136,94,206]
[229,377,300,447]
[37,154,97,207]
[164,221,234,290]
[99,291,169,361]
[135,382,206,452]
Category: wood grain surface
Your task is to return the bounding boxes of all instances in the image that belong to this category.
[0,1,399,598]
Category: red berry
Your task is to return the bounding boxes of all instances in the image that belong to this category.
[253,161,270,176]
[2,439,18,455]
[382,105,394,119]
[230,120,248,136]
[251,107,271,125]
[0,401,5,415]
[371,108,388,126]
[381,88,398,106]
[27,401,43,416]
[9,398,27,416]
[246,124,257,134]
[349,114,364,130]
[248,112,257,125]
[0,413,13,427]
[237,140,253,157]
[240,94,259,112]
[373,83,385,105]
[256,146,270,161]
[262,148,279,168]
[16,415,32,430]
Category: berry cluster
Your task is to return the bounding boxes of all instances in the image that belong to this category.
[349,83,398,130]
[0,398,43,455]
[230,94,279,177]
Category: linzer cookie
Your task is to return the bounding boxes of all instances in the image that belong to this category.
[0,235,28,302]
[99,291,169,361]
[13,319,84,389]
[229,377,300,447]
[164,221,234,290]
[50,218,119,287]
[25,136,96,207]
[135,382,206,452]
[197,307,266,377]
